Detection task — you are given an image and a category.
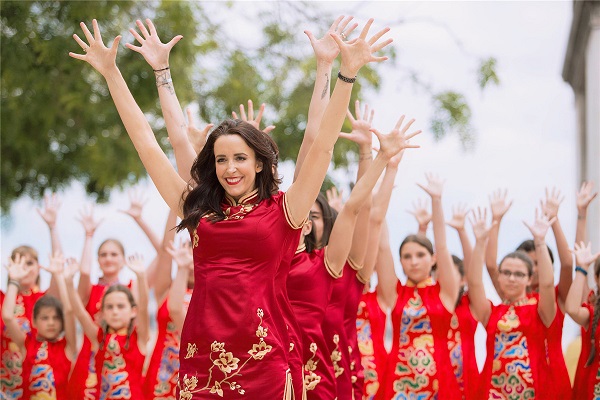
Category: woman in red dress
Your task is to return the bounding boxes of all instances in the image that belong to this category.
[468,208,556,399]
[2,253,76,400]
[565,244,600,400]
[70,17,392,399]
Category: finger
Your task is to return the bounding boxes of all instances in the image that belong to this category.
[338,16,352,33]
[232,111,238,119]
[145,18,158,37]
[371,38,393,53]
[110,35,121,52]
[73,34,89,50]
[79,21,94,44]
[394,115,405,131]
[405,129,422,141]
[359,18,374,40]
[263,125,275,134]
[239,104,247,121]
[256,103,266,125]
[91,19,104,45]
[368,27,390,46]
[368,109,375,125]
[354,100,361,120]
[338,132,355,141]
[136,19,151,39]
[304,30,316,44]
[330,15,344,32]
[69,52,87,61]
[166,35,183,49]
[344,22,359,37]
[247,100,254,121]
[129,27,145,45]
[346,109,356,123]
[186,107,196,128]
[330,32,345,47]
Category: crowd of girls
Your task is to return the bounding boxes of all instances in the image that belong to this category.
[1,14,599,400]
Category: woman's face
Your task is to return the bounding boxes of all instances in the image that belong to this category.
[102,291,136,331]
[98,242,125,278]
[214,134,263,202]
[498,257,531,302]
[400,242,435,284]
[309,202,324,248]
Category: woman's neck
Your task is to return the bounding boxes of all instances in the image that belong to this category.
[98,275,120,286]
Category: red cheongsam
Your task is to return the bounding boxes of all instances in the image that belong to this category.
[382,279,461,400]
[572,302,600,400]
[479,297,547,399]
[144,290,192,399]
[21,334,71,399]
[287,246,338,399]
[0,286,44,399]
[345,270,368,399]
[177,191,302,399]
[356,290,388,400]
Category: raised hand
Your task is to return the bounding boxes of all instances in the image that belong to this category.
[489,188,513,222]
[186,107,214,155]
[36,192,61,228]
[339,100,375,146]
[125,253,146,275]
[42,252,65,275]
[371,115,421,160]
[332,18,392,77]
[469,207,494,241]
[571,242,600,269]
[523,208,556,240]
[447,203,470,231]
[305,15,357,64]
[166,239,193,270]
[576,181,598,215]
[120,188,148,220]
[77,204,103,237]
[232,100,275,134]
[125,18,182,70]
[540,186,564,220]
[63,257,81,281]
[326,186,344,213]
[6,254,32,282]
[69,19,121,77]
[417,172,444,199]
[407,199,431,227]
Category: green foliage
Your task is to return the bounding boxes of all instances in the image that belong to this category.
[478,57,500,90]
[431,91,475,150]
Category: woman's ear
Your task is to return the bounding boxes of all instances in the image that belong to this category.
[255,160,263,173]
[302,219,313,236]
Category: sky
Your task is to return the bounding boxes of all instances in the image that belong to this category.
[1,1,591,359]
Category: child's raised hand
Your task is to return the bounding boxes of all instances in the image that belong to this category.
[166,239,193,270]
[125,253,146,275]
[407,199,431,227]
[571,241,600,270]
[576,181,598,214]
[417,172,444,199]
[42,251,65,275]
[469,207,494,241]
[119,187,147,220]
[63,257,81,281]
[36,192,61,229]
[489,188,513,222]
[6,254,32,283]
[447,203,470,231]
[339,100,375,146]
[77,203,104,237]
[326,186,344,213]
[523,208,556,241]
[540,186,563,220]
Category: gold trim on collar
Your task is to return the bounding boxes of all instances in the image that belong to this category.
[295,243,307,255]
[406,276,434,288]
[224,188,259,206]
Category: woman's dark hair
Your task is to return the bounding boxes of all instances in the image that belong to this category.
[399,234,434,256]
[587,258,600,367]
[33,295,64,331]
[499,251,534,277]
[452,255,465,308]
[98,239,125,256]
[178,120,281,230]
[100,284,136,350]
[516,240,555,265]
[307,193,338,251]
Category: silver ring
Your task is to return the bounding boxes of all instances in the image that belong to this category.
[83,47,88,52]
[340,32,347,40]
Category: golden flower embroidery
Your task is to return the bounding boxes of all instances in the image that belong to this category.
[184,374,198,391]
[256,326,268,338]
[210,381,223,397]
[211,341,225,352]
[304,372,321,391]
[331,335,344,378]
[257,308,264,318]
[192,230,199,248]
[213,352,240,373]
[185,342,198,359]
[248,340,272,360]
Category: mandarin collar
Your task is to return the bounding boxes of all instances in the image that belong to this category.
[224,188,259,207]
[406,276,435,288]
[295,243,307,255]
[108,327,129,335]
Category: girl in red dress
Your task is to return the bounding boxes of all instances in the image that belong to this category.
[1,253,76,400]
[66,254,150,400]
[70,16,392,399]
[565,244,600,400]
[468,208,557,399]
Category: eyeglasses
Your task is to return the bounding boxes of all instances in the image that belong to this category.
[498,269,528,279]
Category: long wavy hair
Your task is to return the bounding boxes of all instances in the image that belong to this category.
[178,120,281,230]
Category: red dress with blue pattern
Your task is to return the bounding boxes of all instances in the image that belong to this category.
[382,279,461,400]
[144,290,193,399]
[21,334,71,399]
[572,302,600,400]
[345,271,367,399]
[0,286,44,399]
[287,246,338,399]
[177,191,302,399]
[356,290,388,400]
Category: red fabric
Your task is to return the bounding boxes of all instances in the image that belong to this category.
[572,302,600,400]
[69,282,132,399]
[287,248,337,399]
[344,272,366,400]
[479,297,547,399]
[382,281,461,400]
[356,290,388,400]
[321,261,355,399]
[94,327,145,400]
[0,287,44,399]
[21,334,71,399]
[177,192,300,399]
[448,294,479,400]
[144,290,192,399]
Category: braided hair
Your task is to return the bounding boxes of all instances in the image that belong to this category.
[585,259,600,367]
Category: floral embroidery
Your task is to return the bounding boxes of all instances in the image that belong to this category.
[304,343,322,391]
[178,308,271,398]
[192,231,199,248]
[447,313,464,392]
[153,321,180,398]
[101,335,132,399]
[28,341,58,397]
[357,298,379,399]
[330,334,344,378]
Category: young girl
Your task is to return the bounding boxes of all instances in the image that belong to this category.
[565,243,600,400]
[70,16,391,399]
[468,208,556,399]
[66,253,149,399]
[1,253,76,399]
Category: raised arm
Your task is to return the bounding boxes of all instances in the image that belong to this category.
[70,19,187,216]
[485,188,513,300]
[64,261,99,347]
[2,255,32,350]
[565,242,599,327]
[76,204,103,306]
[375,221,398,309]
[37,193,63,297]
[407,198,431,236]
[166,239,194,332]
[125,254,150,353]
[523,209,557,327]
[120,188,161,253]
[125,18,198,182]
[152,209,178,303]
[326,117,420,275]
[541,187,572,310]
[467,207,494,325]
[294,16,357,181]
[446,203,472,269]
[575,181,597,244]
[417,173,460,312]
[287,19,392,225]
